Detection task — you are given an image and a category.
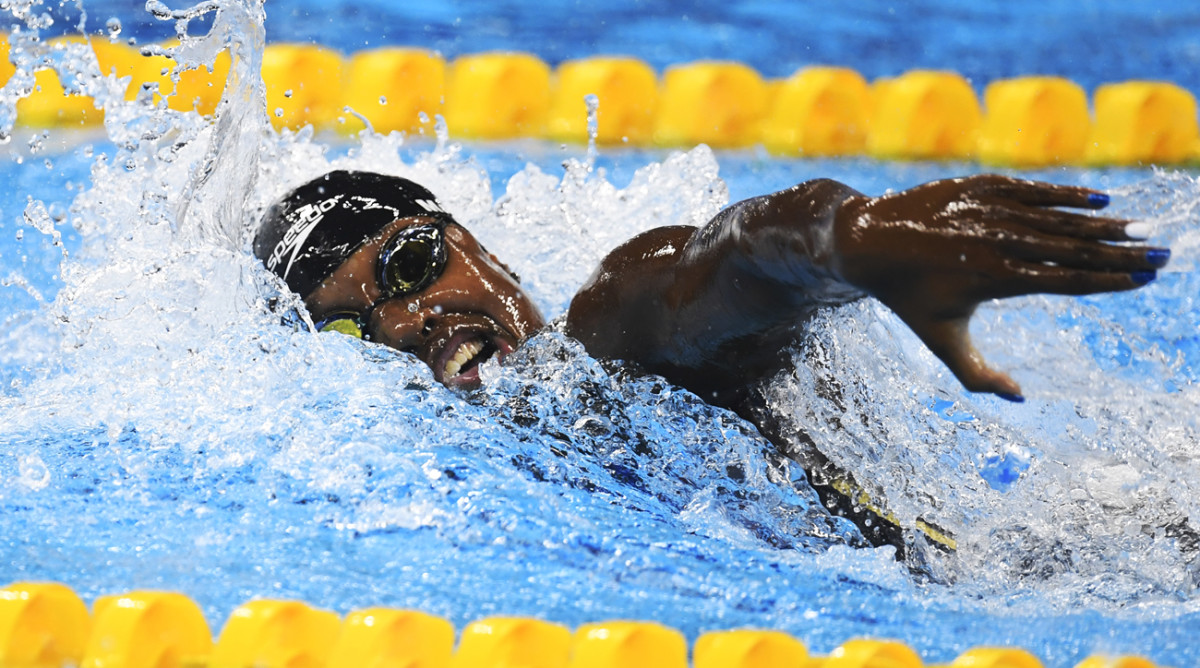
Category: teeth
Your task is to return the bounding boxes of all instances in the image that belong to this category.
[444,339,484,378]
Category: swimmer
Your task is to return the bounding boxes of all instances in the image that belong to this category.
[254,170,1170,555]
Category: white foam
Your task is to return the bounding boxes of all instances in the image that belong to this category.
[2,0,1200,636]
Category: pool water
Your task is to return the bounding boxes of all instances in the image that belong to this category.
[3,0,1200,665]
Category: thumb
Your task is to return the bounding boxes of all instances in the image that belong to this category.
[904,314,1025,401]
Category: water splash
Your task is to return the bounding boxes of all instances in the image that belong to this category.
[167,0,267,248]
[1,0,1200,664]
[765,174,1200,602]
[584,92,599,169]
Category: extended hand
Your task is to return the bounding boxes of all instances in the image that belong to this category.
[832,175,1169,400]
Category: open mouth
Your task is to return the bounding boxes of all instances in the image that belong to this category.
[441,335,498,383]
[423,317,517,388]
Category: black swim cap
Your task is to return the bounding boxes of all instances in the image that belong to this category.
[253,170,451,298]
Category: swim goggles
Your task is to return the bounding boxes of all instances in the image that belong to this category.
[312,218,450,339]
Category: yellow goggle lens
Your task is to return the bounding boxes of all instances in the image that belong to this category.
[318,318,364,339]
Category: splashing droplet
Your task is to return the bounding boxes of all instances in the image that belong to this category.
[47,202,66,223]
[584,94,600,169]
[433,114,449,150]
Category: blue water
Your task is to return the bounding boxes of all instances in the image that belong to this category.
[60,0,1200,95]
[3,2,1200,667]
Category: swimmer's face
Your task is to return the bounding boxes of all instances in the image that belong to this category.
[305,215,546,388]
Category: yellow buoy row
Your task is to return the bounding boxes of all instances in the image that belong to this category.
[0,582,1168,668]
[3,35,230,127]
[1,34,1198,166]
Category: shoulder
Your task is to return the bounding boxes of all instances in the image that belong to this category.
[573,225,698,299]
[592,225,698,273]
[565,225,697,358]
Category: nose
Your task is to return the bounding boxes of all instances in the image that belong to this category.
[420,312,439,337]
[367,298,442,351]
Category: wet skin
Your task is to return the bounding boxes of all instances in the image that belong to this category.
[299,173,1169,554]
[305,216,546,387]
[567,175,1167,405]
[307,174,1168,404]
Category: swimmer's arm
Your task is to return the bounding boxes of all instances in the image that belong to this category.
[829,175,1168,399]
[566,179,866,397]
[568,174,1169,400]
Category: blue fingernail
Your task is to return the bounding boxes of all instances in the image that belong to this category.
[996,392,1025,403]
[1132,270,1157,285]
[1146,248,1171,267]
[1088,192,1110,207]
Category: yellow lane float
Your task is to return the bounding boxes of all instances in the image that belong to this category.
[945,646,1044,667]
[261,43,344,130]
[149,41,232,114]
[1074,656,1157,668]
[569,620,688,668]
[0,582,1175,668]
[208,599,340,666]
[16,37,104,127]
[209,599,341,668]
[693,629,808,668]
[450,616,571,668]
[340,47,445,135]
[1,35,1198,167]
[0,33,14,86]
[817,638,924,667]
[444,51,551,139]
[1088,80,1200,165]
[548,56,659,145]
[0,582,92,668]
[328,607,455,668]
[82,590,212,668]
[761,66,871,156]
[654,61,768,148]
[978,76,1092,166]
[868,69,982,161]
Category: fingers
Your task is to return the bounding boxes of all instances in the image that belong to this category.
[946,175,1158,243]
[963,174,1110,210]
[965,221,1169,299]
[1001,205,1139,241]
[1002,233,1170,274]
[998,262,1158,297]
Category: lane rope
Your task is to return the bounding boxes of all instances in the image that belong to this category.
[3,36,1198,166]
[0,581,1166,668]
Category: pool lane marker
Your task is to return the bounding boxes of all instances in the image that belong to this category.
[0,581,1169,668]
[2,34,1198,167]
